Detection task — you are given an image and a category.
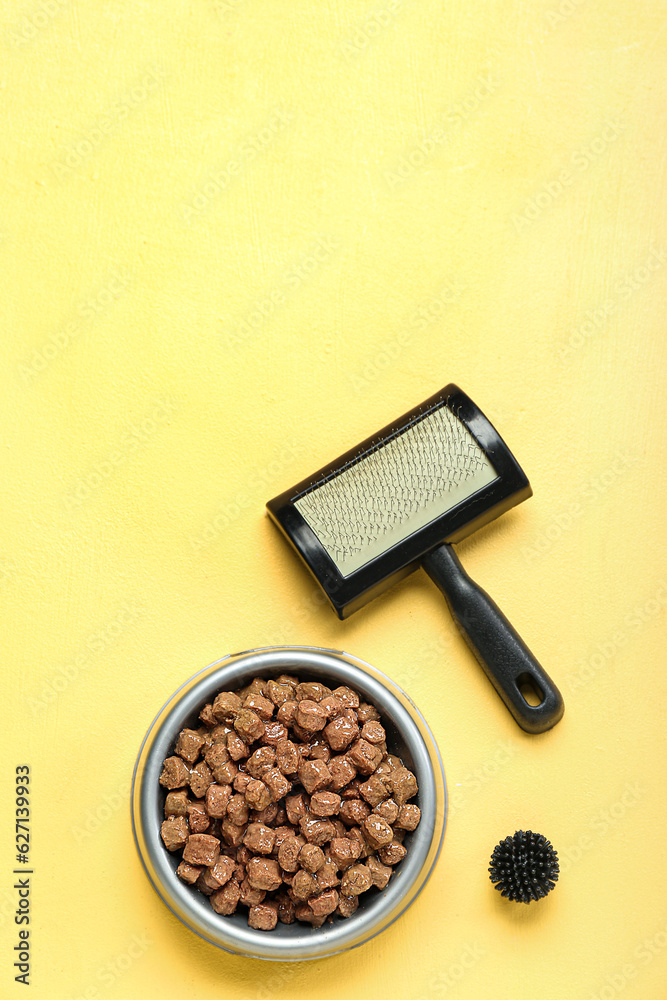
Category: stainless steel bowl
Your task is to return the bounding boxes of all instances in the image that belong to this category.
[131,645,447,961]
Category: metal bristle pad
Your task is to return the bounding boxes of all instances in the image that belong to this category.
[295,404,496,576]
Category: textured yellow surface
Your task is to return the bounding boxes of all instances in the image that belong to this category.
[1,1,666,997]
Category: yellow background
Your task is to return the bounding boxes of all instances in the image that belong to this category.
[1,1,666,997]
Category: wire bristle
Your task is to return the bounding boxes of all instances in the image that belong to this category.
[488,830,559,903]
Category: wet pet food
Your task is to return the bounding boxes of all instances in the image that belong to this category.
[159,675,421,930]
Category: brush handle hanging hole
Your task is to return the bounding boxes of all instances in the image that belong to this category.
[515,672,544,708]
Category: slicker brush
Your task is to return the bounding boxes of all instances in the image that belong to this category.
[489,830,559,903]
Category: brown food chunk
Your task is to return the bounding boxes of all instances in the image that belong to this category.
[276,891,296,924]
[226,731,249,760]
[164,789,189,817]
[299,816,336,845]
[263,767,291,802]
[196,855,236,895]
[276,700,298,726]
[175,728,205,763]
[160,816,189,851]
[248,901,279,931]
[395,803,421,831]
[246,677,268,697]
[366,855,393,889]
[246,857,282,892]
[347,825,372,859]
[296,681,331,702]
[386,767,418,806]
[374,798,399,825]
[275,738,299,775]
[329,837,361,870]
[296,699,328,733]
[205,783,231,819]
[299,843,325,873]
[307,742,331,762]
[291,869,318,901]
[379,840,407,865]
[235,845,251,866]
[243,693,274,721]
[183,833,220,867]
[261,721,289,745]
[308,888,339,917]
[250,802,279,825]
[266,680,293,707]
[234,709,265,742]
[209,723,230,744]
[221,817,246,847]
[207,817,223,839]
[211,757,238,787]
[273,825,297,851]
[359,774,390,807]
[243,822,276,855]
[292,723,314,743]
[323,715,359,752]
[341,778,363,800]
[357,702,381,723]
[233,771,251,794]
[188,760,213,798]
[310,791,341,817]
[347,739,382,775]
[319,695,345,719]
[332,686,360,709]
[278,836,303,872]
[211,690,242,723]
[202,739,229,770]
[339,799,371,827]
[340,863,372,896]
[298,758,331,794]
[362,815,394,850]
[244,778,271,812]
[328,755,357,790]
[226,793,250,826]
[176,860,202,884]
[199,703,216,727]
[187,801,210,833]
[239,878,266,906]
[210,878,241,915]
[295,902,327,927]
[276,673,298,686]
[159,756,190,790]
[316,860,340,890]
[246,746,276,778]
[336,894,359,918]
[360,720,386,745]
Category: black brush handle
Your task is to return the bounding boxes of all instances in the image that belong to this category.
[422,543,564,734]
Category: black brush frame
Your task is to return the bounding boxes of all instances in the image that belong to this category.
[266,384,531,619]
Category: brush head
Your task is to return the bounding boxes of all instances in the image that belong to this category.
[267,384,531,618]
[488,830,560,903]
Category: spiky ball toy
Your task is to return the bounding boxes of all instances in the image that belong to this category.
[489,830,559,903]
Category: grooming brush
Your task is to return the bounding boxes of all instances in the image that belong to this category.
[266,383,564,734]
[489,830,559,902]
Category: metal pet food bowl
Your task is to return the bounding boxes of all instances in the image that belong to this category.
[131,645,447,961]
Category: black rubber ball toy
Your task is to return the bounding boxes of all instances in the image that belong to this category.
[489,830,559,903]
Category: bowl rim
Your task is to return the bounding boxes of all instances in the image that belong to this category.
[131,645,447,961]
